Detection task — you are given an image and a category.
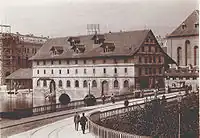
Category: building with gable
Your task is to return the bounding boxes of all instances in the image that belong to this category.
[30,29,175,100]
[165,10,199,90]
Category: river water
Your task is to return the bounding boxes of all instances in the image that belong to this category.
[0,94,52,112]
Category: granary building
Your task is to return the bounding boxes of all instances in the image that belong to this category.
[165,10,199,90]
[30,29,175,100]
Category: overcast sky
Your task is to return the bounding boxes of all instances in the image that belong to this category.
[0,0,198,38]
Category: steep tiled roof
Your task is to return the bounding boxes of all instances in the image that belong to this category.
[167,10,199,38]
[30,30,150,60]
[6,68,32,80]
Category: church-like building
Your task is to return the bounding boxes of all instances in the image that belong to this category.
[30,29,174,100]
[165,10,199,90]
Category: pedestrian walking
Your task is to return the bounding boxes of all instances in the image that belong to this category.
[124,97,129,107]
[110,93,115,103]
[74,112,80,131]
[101,94,106,104]
[80,113,88,134]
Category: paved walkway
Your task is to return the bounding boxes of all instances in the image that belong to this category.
[7,92,180,138]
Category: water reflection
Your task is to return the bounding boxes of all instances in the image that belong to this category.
[0,94,52,112]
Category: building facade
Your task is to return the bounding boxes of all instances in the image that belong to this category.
[165,10,199,90]
[0,32,47,86]
[166,10,199,68]
[31,30,174,101]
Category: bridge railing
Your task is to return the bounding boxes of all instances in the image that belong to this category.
[1,87,184,119]
[88,89,188,138]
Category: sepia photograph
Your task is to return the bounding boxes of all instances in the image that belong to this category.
[0,0,199,138]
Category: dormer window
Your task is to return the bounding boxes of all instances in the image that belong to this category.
[91,34,105,44]
[50,46,64,56]
[100,42,115,53]
[71,44,85,54]
[195,22,199,28]
[67,37,80,46]
[182,23,186,29]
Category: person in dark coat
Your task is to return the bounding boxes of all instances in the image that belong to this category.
[124,97,129,107]
[110,93,115,103]
[101,94,106,104]
[80,113,88,134]
[74,112,80,131]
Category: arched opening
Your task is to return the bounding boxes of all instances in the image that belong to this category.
[114,80,119,88]
[66,80,70,87]
[92,80,97,88]
[185,40,190,66]
[58,80,62,88]
[123,80,129,88]
[43,80,47,87]
[83,80,88,88]
[37,80,40,87]
[177,47,182,66]
[75,80,79,88]
[194,46,199,66]
[49,80,56,93]
[101,80,109,95]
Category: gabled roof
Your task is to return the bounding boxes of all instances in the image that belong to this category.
[30,30,150,60]
[6,68,32,80]
[167,10,199,38]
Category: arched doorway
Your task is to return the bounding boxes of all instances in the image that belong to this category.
[49,80,56,102]
[102,80,109,95]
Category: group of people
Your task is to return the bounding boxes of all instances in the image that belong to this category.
[74,112,88,134]
[101,93,115,104]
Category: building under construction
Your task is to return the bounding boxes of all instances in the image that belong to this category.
[0,25,48,86]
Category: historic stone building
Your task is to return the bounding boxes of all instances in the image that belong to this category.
[30,29,174,100]
[0,31,47,86]
[166,10,199,68]
[165,10,199,90]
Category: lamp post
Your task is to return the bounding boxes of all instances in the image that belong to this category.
[178,92,182,138]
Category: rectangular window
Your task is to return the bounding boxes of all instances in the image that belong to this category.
[37,61,39,65]
[92,60,96,64]
[75,60,78,64]
[114,68,117,73]
[145,57,148,63]
[103,60,106,64]
[159,68,162,74]
[139,68,142,75]
[124,59,128,63]
[37,70,39,74]
[43,61,46,65]
[44,70,46,74]
[153,56,156,63]
[51,70,54,74]
[83,60,86,64]
[75,69,78,74]
[148,46,151,52]
[93,69,95,74]
[153,68,156,74]
[155,47,158,52]
[59,60,61,65]
[159,56,161,63]
[149,68,152,74]
[114,59,117,64]
[67,60,69,64]
[139,57,142,63]
[103,68,106,74]
[59,70,61,74]
[51,60,54,65]
[32,48,34,54]
[142,47,145,52]
[149,57,152,63]
[84,69,87,74]
[125,68,127,73]
[145,68,148,75]
[27,48,29,53]
[67,69,69,74]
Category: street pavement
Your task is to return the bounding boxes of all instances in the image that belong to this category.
[8,92,181,138]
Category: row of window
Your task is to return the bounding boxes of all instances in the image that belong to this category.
[37,80,129,88]
[36,68,128,75]
[166,77,197,80]
[22,48,37,54]
[139,67,162,75]
[140,46,160,53]
[138,56,162,63]
[37,59,129,66]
